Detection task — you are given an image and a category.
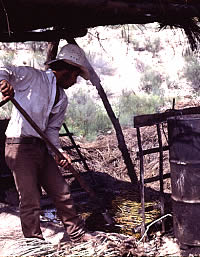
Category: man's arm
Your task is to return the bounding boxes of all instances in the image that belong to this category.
[0,65,37,93]
[45,99,71,167]
[0,66,29,101]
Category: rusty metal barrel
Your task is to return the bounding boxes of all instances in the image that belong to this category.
[168,115,200,246]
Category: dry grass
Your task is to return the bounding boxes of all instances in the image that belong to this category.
[2,233,136,257]
[60,125,171,193]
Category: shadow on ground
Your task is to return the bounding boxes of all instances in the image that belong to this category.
[0,169,178,253]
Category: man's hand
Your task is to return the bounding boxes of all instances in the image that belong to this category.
[0,80,14,101]
[55,152,72,169]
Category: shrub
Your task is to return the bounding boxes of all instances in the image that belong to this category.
[140,66,164,95]
[32,50,47,69]
[64,89,112,141]
[1,50,15,65]
[87,51,116,76]
[144,37,162,56]
[115,90,166,127]
[183,55,200,90]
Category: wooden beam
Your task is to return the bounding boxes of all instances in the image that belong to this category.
[66,38,139,186]
[1,0,200,39]
[0,29,87,42]
[134,106,200,128]
[136,127,145,236]
[136,145,169,157]
[144,172,170,184]
[45,41,59,70]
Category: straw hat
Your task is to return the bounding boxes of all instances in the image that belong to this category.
[45,44,90,80]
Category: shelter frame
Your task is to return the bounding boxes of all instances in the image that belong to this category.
[134,104,200,237]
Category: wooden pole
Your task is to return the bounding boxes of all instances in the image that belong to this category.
[66,38,139,187]
[136,127,145,237]
[45,41,60,70]
[156,123,165,233]
[10,97,114,225]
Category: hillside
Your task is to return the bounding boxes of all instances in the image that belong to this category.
[69,24,194,100]
[0,24,197,103]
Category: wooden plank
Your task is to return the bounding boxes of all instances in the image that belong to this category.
[5,0,200,37]
[59,132,74,137]
[62,145,80,150]
[134,106,200,128]
[0,29,87,42]
[157,124,165,233]
[136,145,169,157]
[136,127,145,237]
[144,172,170,184]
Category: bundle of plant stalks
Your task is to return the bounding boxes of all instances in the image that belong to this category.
[74,189,161,243]
[59,127,171,193]
[108,190,161,237]
[7,232,138,257]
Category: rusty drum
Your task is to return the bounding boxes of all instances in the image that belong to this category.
[168,115,200,246]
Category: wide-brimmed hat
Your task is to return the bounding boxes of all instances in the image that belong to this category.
[45,44,90,80]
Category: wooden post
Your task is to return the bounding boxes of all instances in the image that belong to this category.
[156,123,165,233]
[136,127,145,237]
[45,41,60,70]
[66,38,139,187]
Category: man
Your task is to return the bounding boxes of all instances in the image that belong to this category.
[0,44,96,242]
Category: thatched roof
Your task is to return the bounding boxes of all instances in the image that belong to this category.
[1,0,200,49]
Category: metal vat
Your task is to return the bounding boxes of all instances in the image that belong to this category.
[168,115,200,246]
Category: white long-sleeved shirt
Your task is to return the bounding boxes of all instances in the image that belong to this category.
[0,65,68,152]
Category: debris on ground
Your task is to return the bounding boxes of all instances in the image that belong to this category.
[2,100,200,256]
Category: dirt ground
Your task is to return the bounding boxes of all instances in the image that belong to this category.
[0,191,181,257]
[0,203,67,256]
[1,109,200,256]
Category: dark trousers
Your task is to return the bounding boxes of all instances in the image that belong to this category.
[5,139,85,241]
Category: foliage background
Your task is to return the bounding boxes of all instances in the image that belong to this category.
[0,24,199,141]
